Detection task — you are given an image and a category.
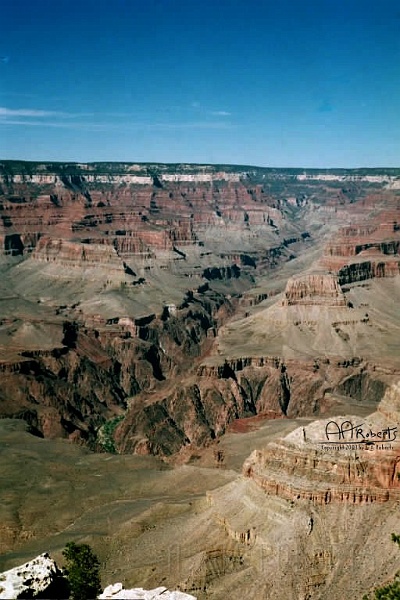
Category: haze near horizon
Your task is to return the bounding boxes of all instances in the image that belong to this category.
[0,0,399,168]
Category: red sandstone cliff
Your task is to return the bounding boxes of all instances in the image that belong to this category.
[282,274,346,306]
[320,195,400,283]
[243,384,400,504]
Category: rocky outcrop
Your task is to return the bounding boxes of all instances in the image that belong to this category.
[337,259,400,284]
[99,583,196,599]
[32,237,125,272]
[320,202,400,283]
[0,555,196,600]
[177,545,246,597]
[296,172,400,185]
[202,264,241,281]
[243,439,400,504]
[0,165,292,260]
[243,384,400,504]
[198,357,388,413]
[0,286,238,447]
[115,376,256,455]
[113,356,393,456]
[282,274,346,306]
[0,337,127,442]
[0,173,153,185]
[0,553,68,599]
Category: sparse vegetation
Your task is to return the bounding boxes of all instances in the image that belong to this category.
[364,534,400,599]
[97,415,125,453]
[62,541,102,600]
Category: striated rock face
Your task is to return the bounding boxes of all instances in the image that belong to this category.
[99,583,196,599]
[243,383,400,504]
[115,375,255,455]
[0,553,68,599]
[1,307,385,455]
[116,353,393,455]
[320,195,400,283]
[337,259,400,284]
[283,273,346,306]
[1,162,399,457]
[198,355,391,415]
[0,287,234,447]
[32,237,122,266]
[296,172,400,185]
[0,162,313,452]
[243,439,400,504]
[0,164,292,260]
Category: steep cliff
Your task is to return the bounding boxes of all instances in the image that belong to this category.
[0,285,236,446]
[283,273,346,306]
[0,165,295,261]
[320,197,400,283]
[241,381,400,505]
[0,162,399,457]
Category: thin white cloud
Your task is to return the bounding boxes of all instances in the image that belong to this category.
[0,118,233,131]
[210,110,231,116]
[0,107,64,117]
[0,119,114,131]
[190,103,231,117]
[0,106,97,118]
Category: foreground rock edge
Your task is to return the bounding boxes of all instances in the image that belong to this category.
[0,553,197,600]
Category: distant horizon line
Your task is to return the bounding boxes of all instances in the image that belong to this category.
[0,159,399,172]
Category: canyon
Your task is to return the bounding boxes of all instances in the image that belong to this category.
[0,161,400,598]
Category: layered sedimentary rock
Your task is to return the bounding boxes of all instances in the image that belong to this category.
[243,385,400,504]
[0,286,234,446]
[296,171,400,186]
[1,162,399,456]
[32,237,125,271]
[0,162,310,449]
[320,196,400,283]
[337,259,400,284]
[243,438,400,504]
[283,273,346,306]
[0,164,291,261]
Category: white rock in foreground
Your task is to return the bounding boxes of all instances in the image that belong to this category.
[0,553,64,599]
[0,554,197,600]
[99,582,197,599]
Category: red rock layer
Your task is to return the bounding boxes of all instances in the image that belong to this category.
[282,274,346,306]
[0,178,286,258]
[243,439,400,504]
[320,194,400,283]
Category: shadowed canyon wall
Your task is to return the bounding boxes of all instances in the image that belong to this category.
[0,162,399,456]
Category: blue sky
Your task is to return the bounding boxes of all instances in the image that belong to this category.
[0,0,399,167]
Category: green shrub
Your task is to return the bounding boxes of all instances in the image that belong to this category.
[62,541,102,600]
[97,415,125,453]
